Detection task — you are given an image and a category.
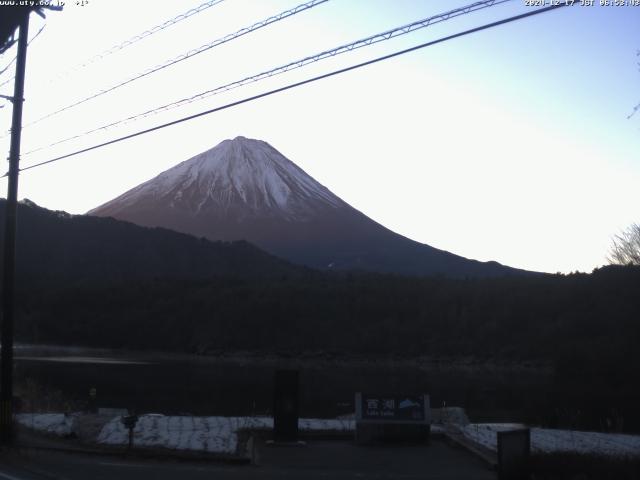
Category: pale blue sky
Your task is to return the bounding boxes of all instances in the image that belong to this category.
[0,0,638,273]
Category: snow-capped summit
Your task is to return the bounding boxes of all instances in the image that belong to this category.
[95,136,343,222]
[89,137,526,277]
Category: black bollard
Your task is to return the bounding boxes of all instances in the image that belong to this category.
[273,370,299,442]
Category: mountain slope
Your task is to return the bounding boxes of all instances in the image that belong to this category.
[90,136,528,277]
[0,199,305,288]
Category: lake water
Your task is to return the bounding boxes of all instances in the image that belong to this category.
[14,344,552,421]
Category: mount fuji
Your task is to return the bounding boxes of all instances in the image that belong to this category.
[89,136,526,277]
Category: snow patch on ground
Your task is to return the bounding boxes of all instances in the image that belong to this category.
[462,424,640,458]
[98,415,355,454]
[298,418,355,432]
[17,413,356,455]
[98,415,241,454]
[16,413,76,436]
[431,407,469,426]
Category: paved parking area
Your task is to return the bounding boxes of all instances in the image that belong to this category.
[254,437,496,479]
[0,437,495,480]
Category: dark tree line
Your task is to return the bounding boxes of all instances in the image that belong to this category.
[16,266,639,360]
[13,265,640,430]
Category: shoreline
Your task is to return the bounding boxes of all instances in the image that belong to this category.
[14,343,553,372]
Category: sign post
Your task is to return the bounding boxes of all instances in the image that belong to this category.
[121,414,139,450]
[355,393,431,444]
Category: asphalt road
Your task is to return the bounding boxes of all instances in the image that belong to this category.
[0,439,496,480]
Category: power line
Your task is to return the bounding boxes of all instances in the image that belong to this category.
[0,35,16,56]
[47,0,228,84]
[23,0,512,156]
[0,23,46,90]
[0,59,16,83]
[11,2,574,177]
[18,0,329,131]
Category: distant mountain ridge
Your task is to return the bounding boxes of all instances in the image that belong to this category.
[90,136,530,277]
[0,199,305,288]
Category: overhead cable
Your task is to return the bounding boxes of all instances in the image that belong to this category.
[12,2,574,176]
[18,0,329,130]
[22,0,512,156]
[47,0,228,84]
[0,23,47,90]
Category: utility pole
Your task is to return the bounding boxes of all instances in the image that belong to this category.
[1,11,30,445]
